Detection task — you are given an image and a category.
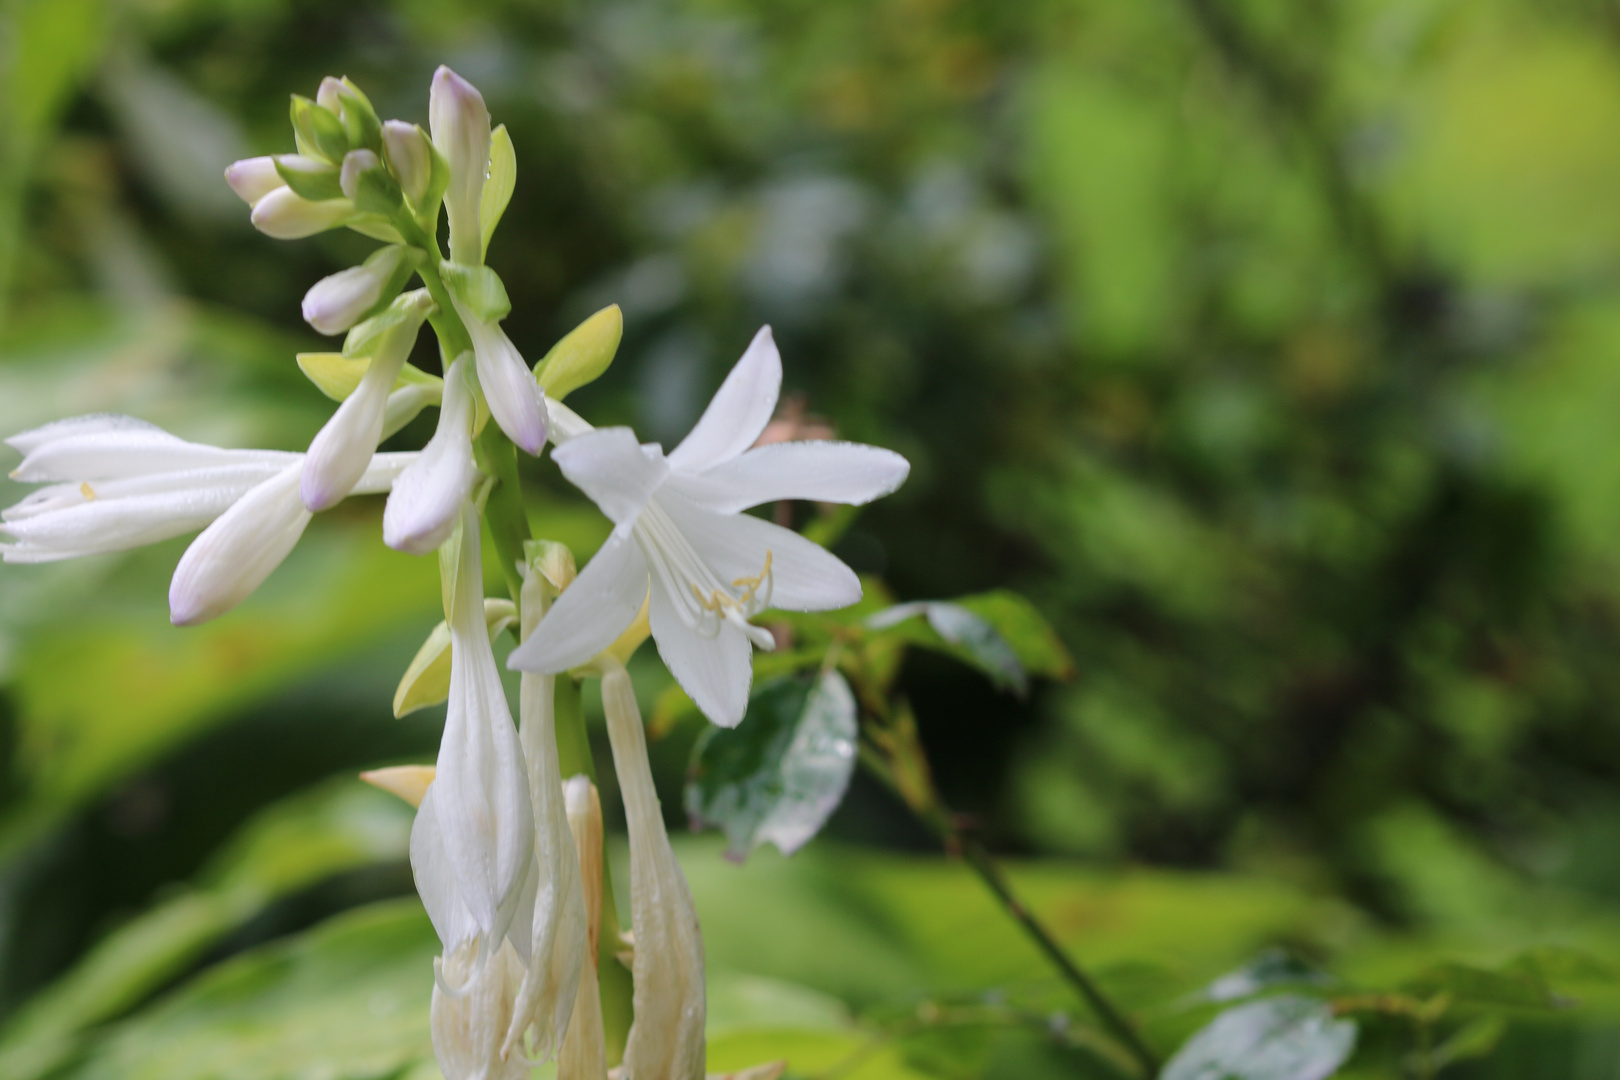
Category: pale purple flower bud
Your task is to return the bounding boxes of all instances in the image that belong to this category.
[301,245,406,335]
[316,76,344,113]
[429,66,491,265]
[224,156,285,205]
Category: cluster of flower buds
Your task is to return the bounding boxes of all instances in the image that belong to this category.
[3,66,910,1080]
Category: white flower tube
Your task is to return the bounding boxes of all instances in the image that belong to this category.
[503,556,588,1062]
[602,662,706,1080]
[302,245,407,335]
[429,66,490,266]
[167,451,414,626]
[383,354,482,555]
[301,290,435,511]
[250,187,354,239]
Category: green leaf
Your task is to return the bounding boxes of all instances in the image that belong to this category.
[869,600,1029,696]
[350,161,403,218]
[535,304,623,401]
[0,781,414,1080]
[480,123,515,258]
[1203,949,1333,1003]
[1404,962,1567,1009]
[686,672,858,861]
[952,590,1076,681]
[272,156,343,202]
[335,78,381,152]
[60,900,438,1080]
[1162,995,1356,1080]
[288,95,347,164]
[438,260,511,323]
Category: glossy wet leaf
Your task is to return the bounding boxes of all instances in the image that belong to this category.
[868,600,1029,695]
[1162,995,1356,1080]
[1203,949,1333,1004]
[685,672,858,861]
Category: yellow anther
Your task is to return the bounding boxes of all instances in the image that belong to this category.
[732,550,773,606]
[80,482,96,500]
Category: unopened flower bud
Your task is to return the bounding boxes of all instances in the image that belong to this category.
[224,157,285,206]
[340,149,382,202]
[302,244,406,335]
[429,66,491,266]
[382,120,434,208]
[316,76,344,113]
[250,187,353,240]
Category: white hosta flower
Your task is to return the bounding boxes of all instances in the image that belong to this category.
[301,290,435,511]
[250,186,354,239]
[429,65,490,267]
[384,354,482,555]
[411,504,536,1079]
[224,156,286,205]
[509,327,911,726]
[167,451,415,626]
[302,244,407,336]
[1,415,407,566]
[502,554,588,1061]
[602,662,706,1080]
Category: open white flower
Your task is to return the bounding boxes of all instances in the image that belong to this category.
[2,415,412,592]
[508,327,910,726]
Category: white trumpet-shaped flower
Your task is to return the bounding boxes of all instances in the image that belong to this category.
[601,660,706,1080]
[411,503,538,1080]
[508,327,910,726]
[384,354,483,555]
[2,416,411,602]
[301,290,435,512]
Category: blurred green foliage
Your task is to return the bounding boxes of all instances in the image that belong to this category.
[6,0,1620,1075]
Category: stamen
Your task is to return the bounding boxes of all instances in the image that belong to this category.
[80,482,96,500]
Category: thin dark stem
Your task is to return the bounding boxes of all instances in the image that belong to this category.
[853,739,1159,1078]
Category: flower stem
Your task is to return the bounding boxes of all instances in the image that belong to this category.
[847,671,1159,1077]
[472,425,529,603]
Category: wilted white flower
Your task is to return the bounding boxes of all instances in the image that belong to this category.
[509,327,910,726]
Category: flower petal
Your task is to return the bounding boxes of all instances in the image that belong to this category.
[656,492,861,614]
[168,461,312,625]
[550,427,669,526]
[13,430,291,484]
[300,353,402,511]
[1,487,243,561]
[507,530,648,674]
[409,785,480,950]
[666,440,910,514]
[647,572,753,727]
[667,326,781,473]
[6,414,163,456]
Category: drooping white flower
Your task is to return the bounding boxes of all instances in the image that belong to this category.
[508,327,910,726]
[384,354,483,555]
[301,244,408,336]
[1,415,409,569]
[301,289,435,512]
[410,503,537,1080]
[601,661,706,1079]
[167,450,415,626]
